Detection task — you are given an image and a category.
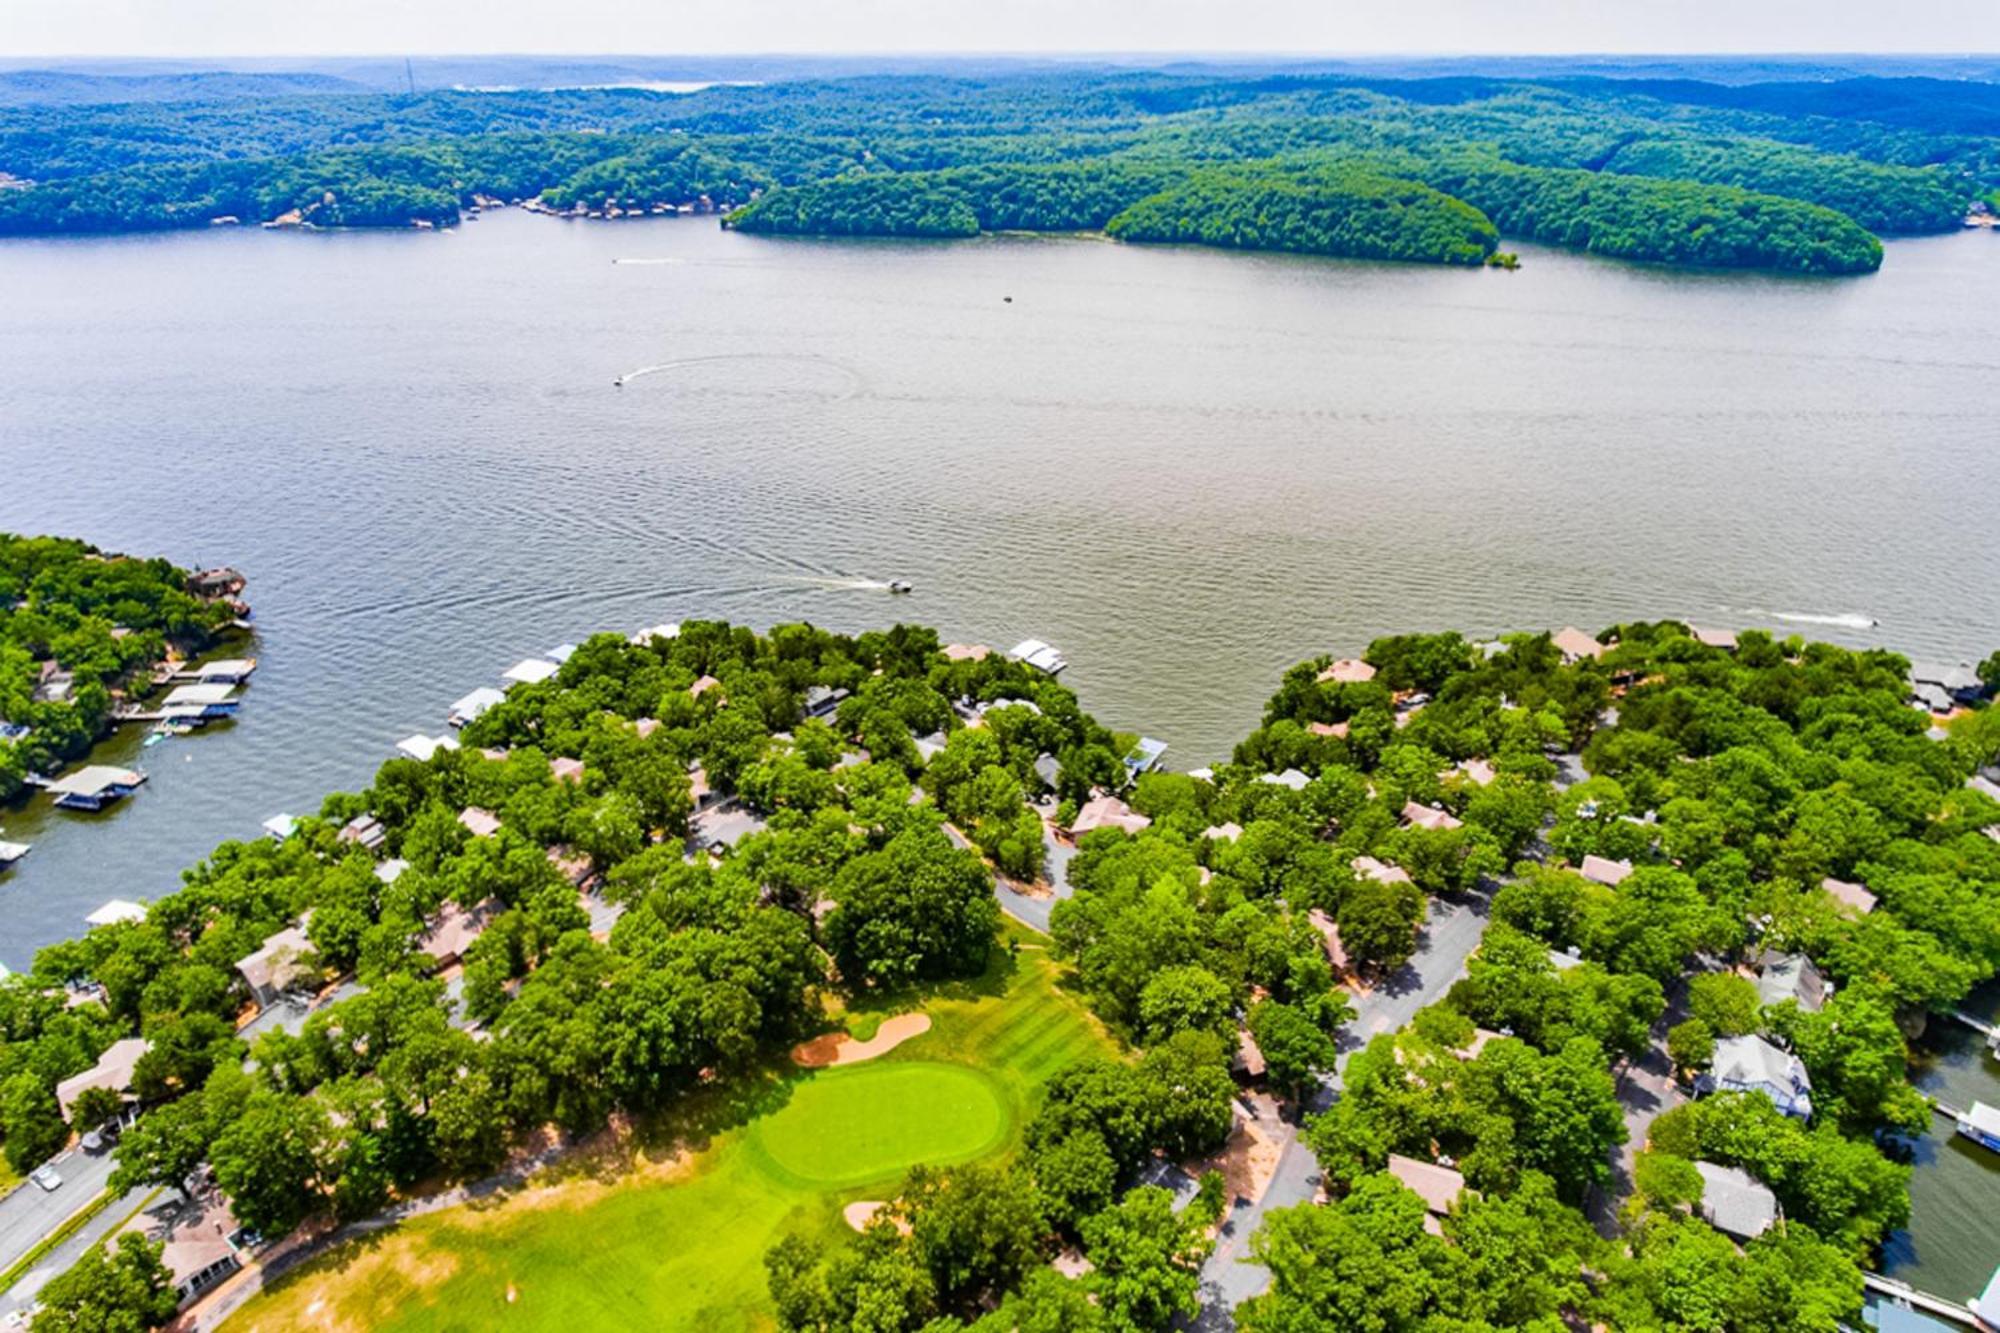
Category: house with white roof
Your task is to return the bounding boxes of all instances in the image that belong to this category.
[1694,1162,1778,1240]
[1698,1034,1813,1119]
[447,686,506,728]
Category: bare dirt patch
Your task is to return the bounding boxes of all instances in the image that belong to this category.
[791,1013,932,1068]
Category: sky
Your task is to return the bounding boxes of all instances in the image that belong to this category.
[4,0,2000,59]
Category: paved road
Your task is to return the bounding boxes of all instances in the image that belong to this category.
[0,1146,118,1280]
[0,1183,156,1319]
[1588,969,1700,1234]
[1195,887,1494,1323]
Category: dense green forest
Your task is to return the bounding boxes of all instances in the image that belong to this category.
[0,534,239,801]
[0,70,1994,273]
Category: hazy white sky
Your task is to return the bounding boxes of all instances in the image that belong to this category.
[5,0,1999,59]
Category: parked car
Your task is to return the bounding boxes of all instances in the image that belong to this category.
[29,1164,61,1192]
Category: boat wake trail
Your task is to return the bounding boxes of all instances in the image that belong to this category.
[611,353,864,398]
[1766,610,1880,630]
[612,258,685,266]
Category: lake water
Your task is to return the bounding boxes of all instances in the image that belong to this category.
[0,211,1995,1287]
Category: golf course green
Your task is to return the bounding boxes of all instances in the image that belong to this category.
[232,934,1109,1332]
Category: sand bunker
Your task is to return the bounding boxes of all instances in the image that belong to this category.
[792,1013,932,1068]
[843,1200,914,1236]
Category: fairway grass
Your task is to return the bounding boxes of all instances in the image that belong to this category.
[231,931,1108,1333]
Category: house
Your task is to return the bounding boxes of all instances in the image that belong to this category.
[187,567,246,599]
[1690,626,1739,651]
[942,643,990,662]
[1452,759,1497,786]
[1386,1154,1468,1235]
[1307,908,1347,972]
[502,658,561,687]
[548,846,595,887]
[1579,854,1633,886]
[914,731,948,763]
[1203,822,1243,842]
[1693,1161,1778,1240]
[160,682,239,723]
[689,765,722,812]
[1821,876,1877,916]
[1308,720,1351,739]
[235,923,316,1010]
[261,813,296,843]
[1548,946,1585,971]
[156,1192,247,1306]
[47,765,147,811]
[189,658,257,684]
[337,814,387,851]
[1259,769,1310,792]
[1908,661,1986,710]
[85,899,148,926]
[550,756,586,784]
[396,733,459,762]
[629,622,681,646]
[56,1036,149,1120]
[689,674,723,700]
[1008,639,1068,675]
[1352,856,1414,885]
[1070,795,1151,836]
[632,717,663,739]
[1123,737,1169,783]
[1033,754,1062,792]
[418,899,499,970]
[1317,658,1376,685]
[1552,626,1606,663]
[375,859,409,885]
[1754,950,1828,1013]
[457,807,501,839]
[1402,801,1463,832]
[447,686,506,728]
[1699,1034,1813,1119]
[803,684,850,719]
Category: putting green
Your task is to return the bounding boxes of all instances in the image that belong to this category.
[749,1061,1009,1189]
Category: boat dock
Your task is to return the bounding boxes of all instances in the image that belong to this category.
[1945,1009,2000,1057]
[1862,1273,1987,1329]
[1934,1100,2000,1153]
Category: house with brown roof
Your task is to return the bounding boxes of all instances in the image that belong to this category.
[1387,1153,1469,1234]
[234,922,317,1010]
[1317,658,1377,685]
[1070,795,1151,837]
[57,1037,149,1121]
[1402,801,1463,832]
[1308,720,1351,739]
[1552,627,1606,664]
[418,899,500,971]
[1821,876,1877,916]
[457,807,502,839]
[1579,854,1633,886]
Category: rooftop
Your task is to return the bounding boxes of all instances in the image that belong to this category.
[1552,626,1606,662]
[163,682,237,707]
[1821,876,1878,916]
[1387,1153,1467,1215]
[1402,801,1463,832]
[1754,950,1827,1013]
[1259,768,1310,791]
[1694,1161,1777,1240]
[396,733,459,762]
[1317,658,1376,685]
[1070,794,1151,836]
[56,1036,149,1118]
[502,657,561,686]
[1578,854,1633,886]
[629,622,681,645]
[47,765,145,798]
[419,899,498,963]
[1307,720,1350,739]
[458,807,501,838]
[1352,855,1413,885]
[1009,639,1067,674]
[448,686,506,723]
[86,898,148,926]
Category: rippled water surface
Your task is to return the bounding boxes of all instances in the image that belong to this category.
[0,212,1996,1285]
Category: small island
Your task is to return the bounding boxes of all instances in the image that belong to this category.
[2,617,1995,1332]
[0,533,249,808]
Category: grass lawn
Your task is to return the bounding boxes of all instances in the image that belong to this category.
[230,929,1107,1333]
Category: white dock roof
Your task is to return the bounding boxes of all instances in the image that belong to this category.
[396,733,459,762]
[86,898,148,926]
[448,686,506,723]
[1009,639,1067,674]
[164,682,237,707]
[629,622,682,645]
[502,658,561,686]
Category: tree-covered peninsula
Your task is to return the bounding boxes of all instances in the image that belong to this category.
[1,70,1993,273]
[0,534,242,801]
[8,617,1997,1331]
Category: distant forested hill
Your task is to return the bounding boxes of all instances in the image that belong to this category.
[0,70,1993,274]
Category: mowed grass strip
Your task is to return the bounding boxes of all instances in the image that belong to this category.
[230,933,1111,1333]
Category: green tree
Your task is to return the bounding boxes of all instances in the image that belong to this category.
[31,1232,179,1333]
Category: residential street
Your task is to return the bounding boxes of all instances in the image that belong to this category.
[0,1182,155,1320]
[1195,887,1494,1323]
[0,1145,118,1279]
